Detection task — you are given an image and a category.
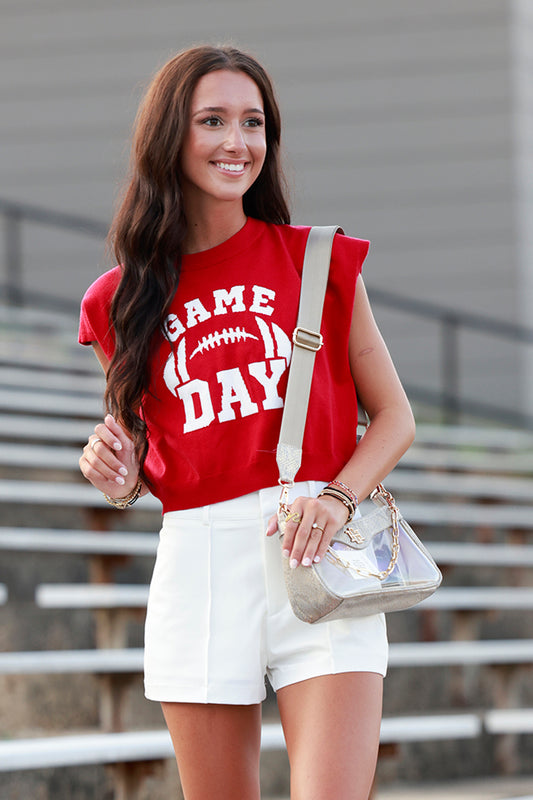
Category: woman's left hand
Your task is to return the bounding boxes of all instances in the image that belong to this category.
[266,494,349,568]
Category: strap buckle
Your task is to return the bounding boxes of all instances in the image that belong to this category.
[292,326,324,352]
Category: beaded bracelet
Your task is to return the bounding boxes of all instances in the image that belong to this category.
[103,478,143,510]
[328,479,358,507]
[318,486,356,523]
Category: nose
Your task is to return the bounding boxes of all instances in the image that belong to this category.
[223,121,246,153]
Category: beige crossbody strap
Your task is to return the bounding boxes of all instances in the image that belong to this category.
[276,225,342,485]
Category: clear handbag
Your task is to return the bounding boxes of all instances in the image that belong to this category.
[275,226,442,624]
[278,484,442,623]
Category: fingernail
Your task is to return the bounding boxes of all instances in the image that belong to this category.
[313,555,321,563]
[115,476,125,485]
[302,557,312,567]
[282,549,290,559]
[113,441,122,451]
[290,559,299,569]
[105,413,115,422]
[119,467,128,476]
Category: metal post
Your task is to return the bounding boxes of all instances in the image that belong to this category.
[3,208,23,305]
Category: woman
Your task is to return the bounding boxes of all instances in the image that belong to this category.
[79,44,415,800]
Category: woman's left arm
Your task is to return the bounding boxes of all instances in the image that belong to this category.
[334,275,416,501]
[269,276,416,567]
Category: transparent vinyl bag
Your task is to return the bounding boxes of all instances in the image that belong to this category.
[278,485,442,624]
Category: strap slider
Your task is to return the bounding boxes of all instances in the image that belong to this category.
[292,326,324,352]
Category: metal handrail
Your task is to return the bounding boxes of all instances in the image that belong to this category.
[367,287,533,428]
[368,286,533,343]
[2,197,532,427]
[0,198,108,306]
[0,198,108,237]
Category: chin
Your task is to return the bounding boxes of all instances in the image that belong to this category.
[213,185,254,203]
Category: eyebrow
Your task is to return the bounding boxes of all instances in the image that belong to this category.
[192,106,265,116]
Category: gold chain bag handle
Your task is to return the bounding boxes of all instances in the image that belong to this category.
[325,485,401,580]
[321,402,401,581]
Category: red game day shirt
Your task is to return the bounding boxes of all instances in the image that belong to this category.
[79,218,369,513]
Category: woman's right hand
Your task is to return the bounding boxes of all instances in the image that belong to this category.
[79,413,140,498]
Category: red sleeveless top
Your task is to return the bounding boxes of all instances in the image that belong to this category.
[79,218,369,512]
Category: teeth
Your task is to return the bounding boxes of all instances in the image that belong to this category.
[216,162,245,173]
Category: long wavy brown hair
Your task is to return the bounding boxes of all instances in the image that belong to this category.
[104,45,291,482]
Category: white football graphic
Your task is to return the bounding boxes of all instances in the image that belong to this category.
[163,316,291,396]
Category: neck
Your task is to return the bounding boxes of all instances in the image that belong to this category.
[182,200,247,254]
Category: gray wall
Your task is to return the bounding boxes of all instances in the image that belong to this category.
[512,0,533,412]
[1,0,530,420]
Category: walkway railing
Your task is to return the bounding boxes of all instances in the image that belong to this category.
[2,197,532,428]
[368,287,533,429]
[0,198,107,307]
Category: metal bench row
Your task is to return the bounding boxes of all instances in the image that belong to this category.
[3,440,533,503]
[3,526,533,565]
[27,580,533,646]
[1,710,531,800]
[0,714,485,772]
[3,409,533,477]
[3,480,533,534]
[2,639,533,675]
[31,582,533,613]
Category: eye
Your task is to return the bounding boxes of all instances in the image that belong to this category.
[201,116,223,127]
[243,117,264,128]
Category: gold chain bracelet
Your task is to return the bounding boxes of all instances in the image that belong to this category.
[103,478,143,510]
[318,486,356,522]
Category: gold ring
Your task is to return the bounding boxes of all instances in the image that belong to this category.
[312,523,325,533]
[90,437,102,451]
[284,511,302,525]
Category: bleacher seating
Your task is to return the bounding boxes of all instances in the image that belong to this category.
[1,303,533,797]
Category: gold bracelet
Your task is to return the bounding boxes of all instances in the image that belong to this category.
[318,487,355,522]
[329,480,358,507]
[103,478,143,510]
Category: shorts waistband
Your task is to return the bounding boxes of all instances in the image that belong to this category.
[163,481,326,524]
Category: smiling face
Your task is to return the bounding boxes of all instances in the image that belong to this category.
[180,69,267,213]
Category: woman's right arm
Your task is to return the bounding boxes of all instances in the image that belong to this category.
[79,343,148,499]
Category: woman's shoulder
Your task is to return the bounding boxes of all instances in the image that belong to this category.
[272,221,368,248]
[81,265,122,307]
[269,222,370,269]
[332,228,370,265]
[266,221,311,245]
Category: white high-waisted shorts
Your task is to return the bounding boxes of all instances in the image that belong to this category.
[144,481,388,704]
